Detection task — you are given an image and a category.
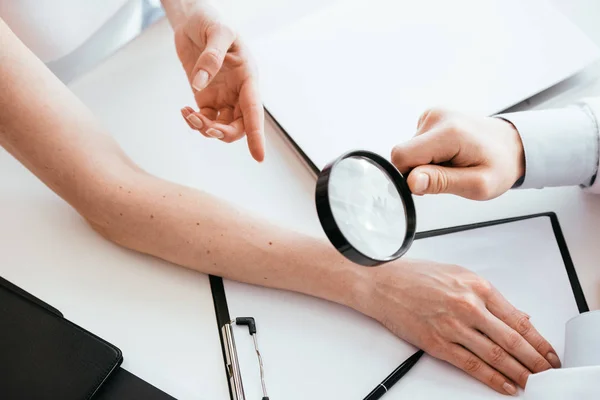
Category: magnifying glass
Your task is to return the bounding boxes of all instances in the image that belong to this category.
[315,150,417,266]
[315,150,423,399]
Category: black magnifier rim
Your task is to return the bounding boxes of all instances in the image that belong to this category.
[315,150,417,266]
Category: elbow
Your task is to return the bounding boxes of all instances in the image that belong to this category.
[85,216,120,244]
[75,169,149,249]
[80,198,135,249]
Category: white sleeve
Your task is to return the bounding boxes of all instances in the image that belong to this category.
[496,98,600,193]
[524,366,600,400]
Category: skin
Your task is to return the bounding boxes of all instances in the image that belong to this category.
[0,4,555,395]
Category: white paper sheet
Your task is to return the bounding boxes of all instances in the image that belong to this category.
[523,367,600,400]
[564,310,600,367]
[248,0,600,169]
[224,216,582,399]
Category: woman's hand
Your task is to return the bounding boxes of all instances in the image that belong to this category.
[357,259,560,395]
[171,2,265,161]
[391,108,524,200]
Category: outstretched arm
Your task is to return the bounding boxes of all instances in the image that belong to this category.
[0,18,355,307]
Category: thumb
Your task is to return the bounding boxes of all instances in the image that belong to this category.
[191,27,236,91]
[407,165,489,200]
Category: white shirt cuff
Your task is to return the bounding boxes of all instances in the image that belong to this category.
[496,106,599,189]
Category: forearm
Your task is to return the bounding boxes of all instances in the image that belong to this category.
[88,173,367,309]
[0,19,367,312]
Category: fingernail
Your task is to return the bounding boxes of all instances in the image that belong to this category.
[186,114,203,129]
[546,352,561,368]
[206,128,224,139]
[503,382,517,396]
[192,70,209,91]
[413,173,429,194]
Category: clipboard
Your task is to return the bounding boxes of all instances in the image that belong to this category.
[209,212,588,399]
[0,276,175,400]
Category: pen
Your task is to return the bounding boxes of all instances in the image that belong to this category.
[363,349,424,400]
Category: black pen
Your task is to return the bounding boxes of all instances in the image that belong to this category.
[363,350,424,400]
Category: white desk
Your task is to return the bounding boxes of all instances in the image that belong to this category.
[1,1,599,399]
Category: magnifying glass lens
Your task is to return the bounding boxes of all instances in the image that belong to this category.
[316,151,416,266]
[329,157,407,259]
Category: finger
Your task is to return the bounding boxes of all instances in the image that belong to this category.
[190,111,242,142]
[486,290,560,369]
[416,107,453,134]
[460,328,531,389]
[208,119,245,143]
[239,79,265,162]
[406,165,492,200]
[479,312,552,377]
[180,107,197,130]
[180,111,219,139]
[200,107,218,120]
[190,26,236,91]
[444,344,518,396]
[216,107,234,124]
[192,113,226,139]
[391,128,460,174]
[181,107,212,137]
[184,109,207,132]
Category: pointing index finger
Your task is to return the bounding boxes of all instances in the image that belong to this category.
[239,79,265,162]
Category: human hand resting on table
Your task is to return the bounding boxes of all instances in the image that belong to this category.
[166,0,265,161]
[355,259,560,395]
[391,108,524,199]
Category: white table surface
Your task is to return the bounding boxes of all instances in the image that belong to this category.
[1,1,599,399]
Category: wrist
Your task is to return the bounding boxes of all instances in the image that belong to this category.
[292,239,373,312]
[161,0,212,28]
[319,250,371,311]
[338,261,386,319]
[494,117,525,185]
[507,121,526,184]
